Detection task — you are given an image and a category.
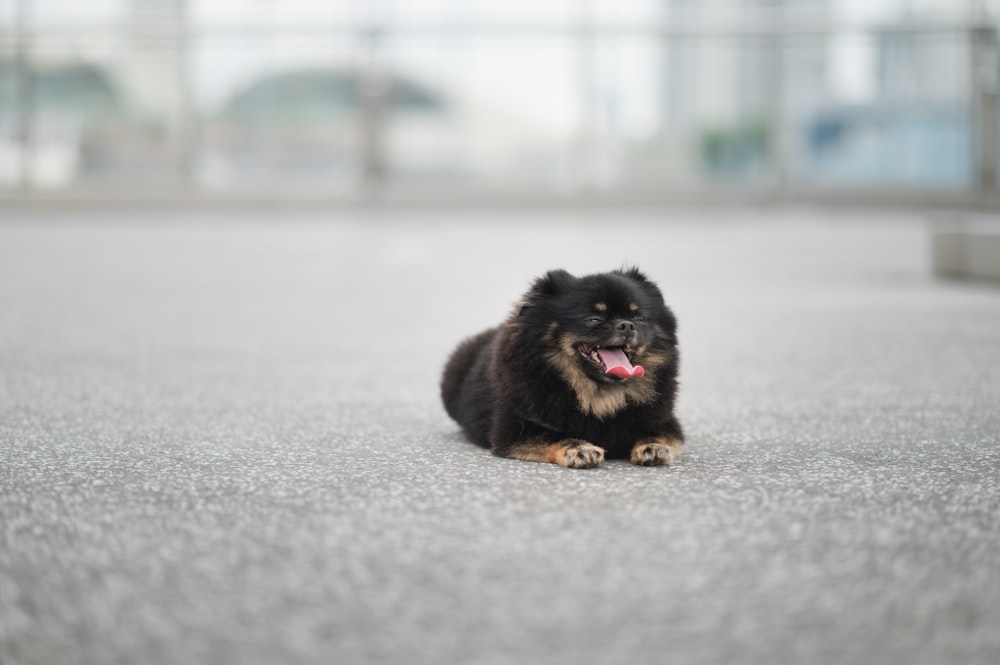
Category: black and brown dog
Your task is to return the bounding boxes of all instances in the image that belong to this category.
[441,268,683,469]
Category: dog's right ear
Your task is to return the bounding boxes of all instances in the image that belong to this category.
[517,269,575,316]
[530,269,575,299]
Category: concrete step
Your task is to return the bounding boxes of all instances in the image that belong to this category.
[932,215,1000,280]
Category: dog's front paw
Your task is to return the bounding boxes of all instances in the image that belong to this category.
[552,440,605,469]
[631,438,681,466]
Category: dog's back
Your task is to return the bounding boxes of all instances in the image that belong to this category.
[440,328,498,447]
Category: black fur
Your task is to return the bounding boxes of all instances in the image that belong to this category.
[441,268,683,468]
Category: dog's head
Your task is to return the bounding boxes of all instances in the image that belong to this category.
[514,268,677,416]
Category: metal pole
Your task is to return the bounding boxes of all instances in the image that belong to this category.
[763,19,784,191]
[175,0,195,188]
[14,0,33,190]
[578,0,599,191]
[970,19,997,192]
[358,0,387,195]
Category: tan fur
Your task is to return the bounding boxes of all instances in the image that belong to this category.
[629,302,639,312]
[551,440,605,468]
[630,436,684,466]
[594,302,607,312]
[545,332,662,419]
[636,346,673,368]
[505,438,605,468]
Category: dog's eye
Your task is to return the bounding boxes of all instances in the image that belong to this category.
[634,315,646,322]
[584,316,603,326]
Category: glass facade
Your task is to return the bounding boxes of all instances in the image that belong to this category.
[0,0,997,196]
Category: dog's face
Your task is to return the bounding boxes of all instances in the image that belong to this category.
[515,269,677,414]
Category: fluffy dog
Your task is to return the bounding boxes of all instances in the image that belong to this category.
[441,268,683,468]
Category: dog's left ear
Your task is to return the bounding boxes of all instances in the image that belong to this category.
[517,269,576,316]
[616,266,664,302]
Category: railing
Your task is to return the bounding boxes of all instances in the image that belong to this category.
[1,2,997,204]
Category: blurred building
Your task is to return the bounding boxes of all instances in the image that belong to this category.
[0,0,996,199]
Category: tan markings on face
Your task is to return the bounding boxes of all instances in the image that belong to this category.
[544,332,659,419]
[635,345,672,368]
[629,302,639,312]
[630,436,684,466]
[594,302,607,312]
[635,326,675,369]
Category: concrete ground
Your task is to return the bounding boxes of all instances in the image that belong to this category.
[1,206,998,665]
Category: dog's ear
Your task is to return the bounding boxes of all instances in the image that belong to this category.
[531,269,575,298]
[616,266,664,302]
[517,269,576,316]
[616,265,654,285]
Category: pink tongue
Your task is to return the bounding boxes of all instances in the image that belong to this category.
[596,348,644,379]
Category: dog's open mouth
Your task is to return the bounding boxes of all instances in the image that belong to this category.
[576,344,645,379]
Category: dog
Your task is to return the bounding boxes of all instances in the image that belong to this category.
[441,268,683,468]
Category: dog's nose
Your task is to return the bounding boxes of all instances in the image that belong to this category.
[615,320,636,334]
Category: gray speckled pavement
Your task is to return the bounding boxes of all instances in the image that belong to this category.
[1,208,999,665]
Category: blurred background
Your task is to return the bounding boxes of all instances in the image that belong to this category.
[3,5,1000,665]
[0,0,998,203]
